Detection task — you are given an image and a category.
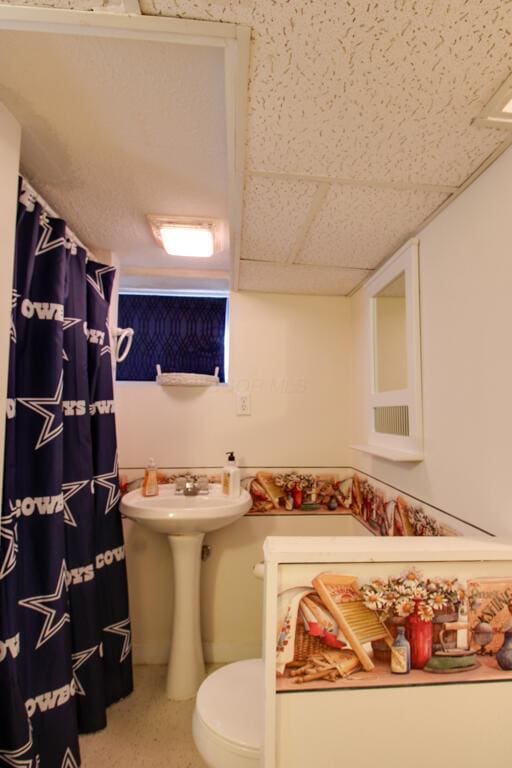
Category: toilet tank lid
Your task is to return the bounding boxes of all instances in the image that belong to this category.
[196,659,263,750]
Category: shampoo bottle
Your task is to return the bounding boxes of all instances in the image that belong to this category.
[222,451,241,498]
[142,457,159,497]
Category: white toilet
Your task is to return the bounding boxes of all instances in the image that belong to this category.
[193,658,263,768]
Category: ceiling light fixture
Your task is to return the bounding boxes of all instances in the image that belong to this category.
[474,72,512,130]
[147,215,220,258]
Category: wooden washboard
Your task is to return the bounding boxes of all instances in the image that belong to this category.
[313,573,392,671]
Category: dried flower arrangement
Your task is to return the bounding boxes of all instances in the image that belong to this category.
[361,568,466,623]
[407,506,442,536]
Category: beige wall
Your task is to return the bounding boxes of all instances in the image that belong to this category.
[116,290,355,662]
[126,513,370,664]
[115,290,352,469]
[375,296,407,392]
[0,103,20,516]
[351,144,512,537]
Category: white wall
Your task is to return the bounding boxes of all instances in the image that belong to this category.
[351,144,512,537]
[116,290,352,470]
[0,103,20,512]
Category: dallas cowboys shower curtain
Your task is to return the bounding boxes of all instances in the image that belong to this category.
[0,179,133,768]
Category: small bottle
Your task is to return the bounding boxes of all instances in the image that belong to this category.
[222,452,241,498]
[390,627,411,674]
[142,458,159,497]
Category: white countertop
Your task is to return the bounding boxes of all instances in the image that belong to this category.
[263,535,512,563]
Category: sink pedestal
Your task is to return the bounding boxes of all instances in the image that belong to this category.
[166,532,206,700]
[120,483,253,699]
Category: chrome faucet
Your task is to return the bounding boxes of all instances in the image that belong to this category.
[176,475,209,496]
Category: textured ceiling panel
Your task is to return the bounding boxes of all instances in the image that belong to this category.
[241,176,319,263]
[2,0,512,295]
[146,0,512,186]
[238,261,369,296]
[298,185,449,270]
[0,29,228,270]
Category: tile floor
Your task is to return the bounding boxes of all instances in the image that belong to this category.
[79,665,208,768]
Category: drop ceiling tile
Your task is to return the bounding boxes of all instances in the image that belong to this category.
[238,261,370,296]
[151,0,512,186]
[241,176,319,263]
[0,30,227,257]
[298,184,449,270]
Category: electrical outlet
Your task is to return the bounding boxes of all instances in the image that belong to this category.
[237,393,251,416]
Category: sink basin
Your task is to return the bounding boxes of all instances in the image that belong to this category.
[121,483,252,534]
[121,482,253,700]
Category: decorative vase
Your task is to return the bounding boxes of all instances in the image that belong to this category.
[496,630,512,670]
[407,612,433,669]
[292,487,303,509]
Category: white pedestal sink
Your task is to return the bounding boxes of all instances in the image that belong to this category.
[121,483,252,700]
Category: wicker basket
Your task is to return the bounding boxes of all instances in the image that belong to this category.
[287,621,326,666]
[155,364,219,387]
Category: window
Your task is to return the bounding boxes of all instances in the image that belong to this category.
[116,293,228,382]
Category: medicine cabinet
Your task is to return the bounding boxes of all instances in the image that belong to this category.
[352,239,423,462]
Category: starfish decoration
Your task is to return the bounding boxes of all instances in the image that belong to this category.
[104,618,131,663]
[71,645,99,696]
[60,749,79,768]
[17,373,64,450]
[0,504,18,581]
[10,289,19,344]
[35,212,68,257]
[94,454,120,515]
[18,560,70,650]
[61,480,90,528]
[86,265,115,301]
[0,736,37,768]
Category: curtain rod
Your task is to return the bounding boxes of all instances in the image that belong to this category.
[21,176,98,263]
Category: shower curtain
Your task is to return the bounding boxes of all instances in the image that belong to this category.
[0,179,133,767]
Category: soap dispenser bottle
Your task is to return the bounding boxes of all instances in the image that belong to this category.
[222,451,241,498]
[142,457,159,497]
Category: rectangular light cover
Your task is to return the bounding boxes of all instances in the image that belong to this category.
[160,225,214,257]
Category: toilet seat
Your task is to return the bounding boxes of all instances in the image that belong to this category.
[193,659,263,768]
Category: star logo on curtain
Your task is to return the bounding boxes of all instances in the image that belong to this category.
[17,373,64,450]
[62,317,83,362]
[104,618,131,663]
[10,289,19,344]
[35,212,68,256]
[0,735,37,768]
[62,480,90,528]
[60,748,79,768]
[0,506,18,581]
[86,266,115,301]
[71,645,99,696]
[18,560,70,649]
[94,454,120,515]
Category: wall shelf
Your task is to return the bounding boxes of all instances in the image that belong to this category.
[350,443,424,463]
